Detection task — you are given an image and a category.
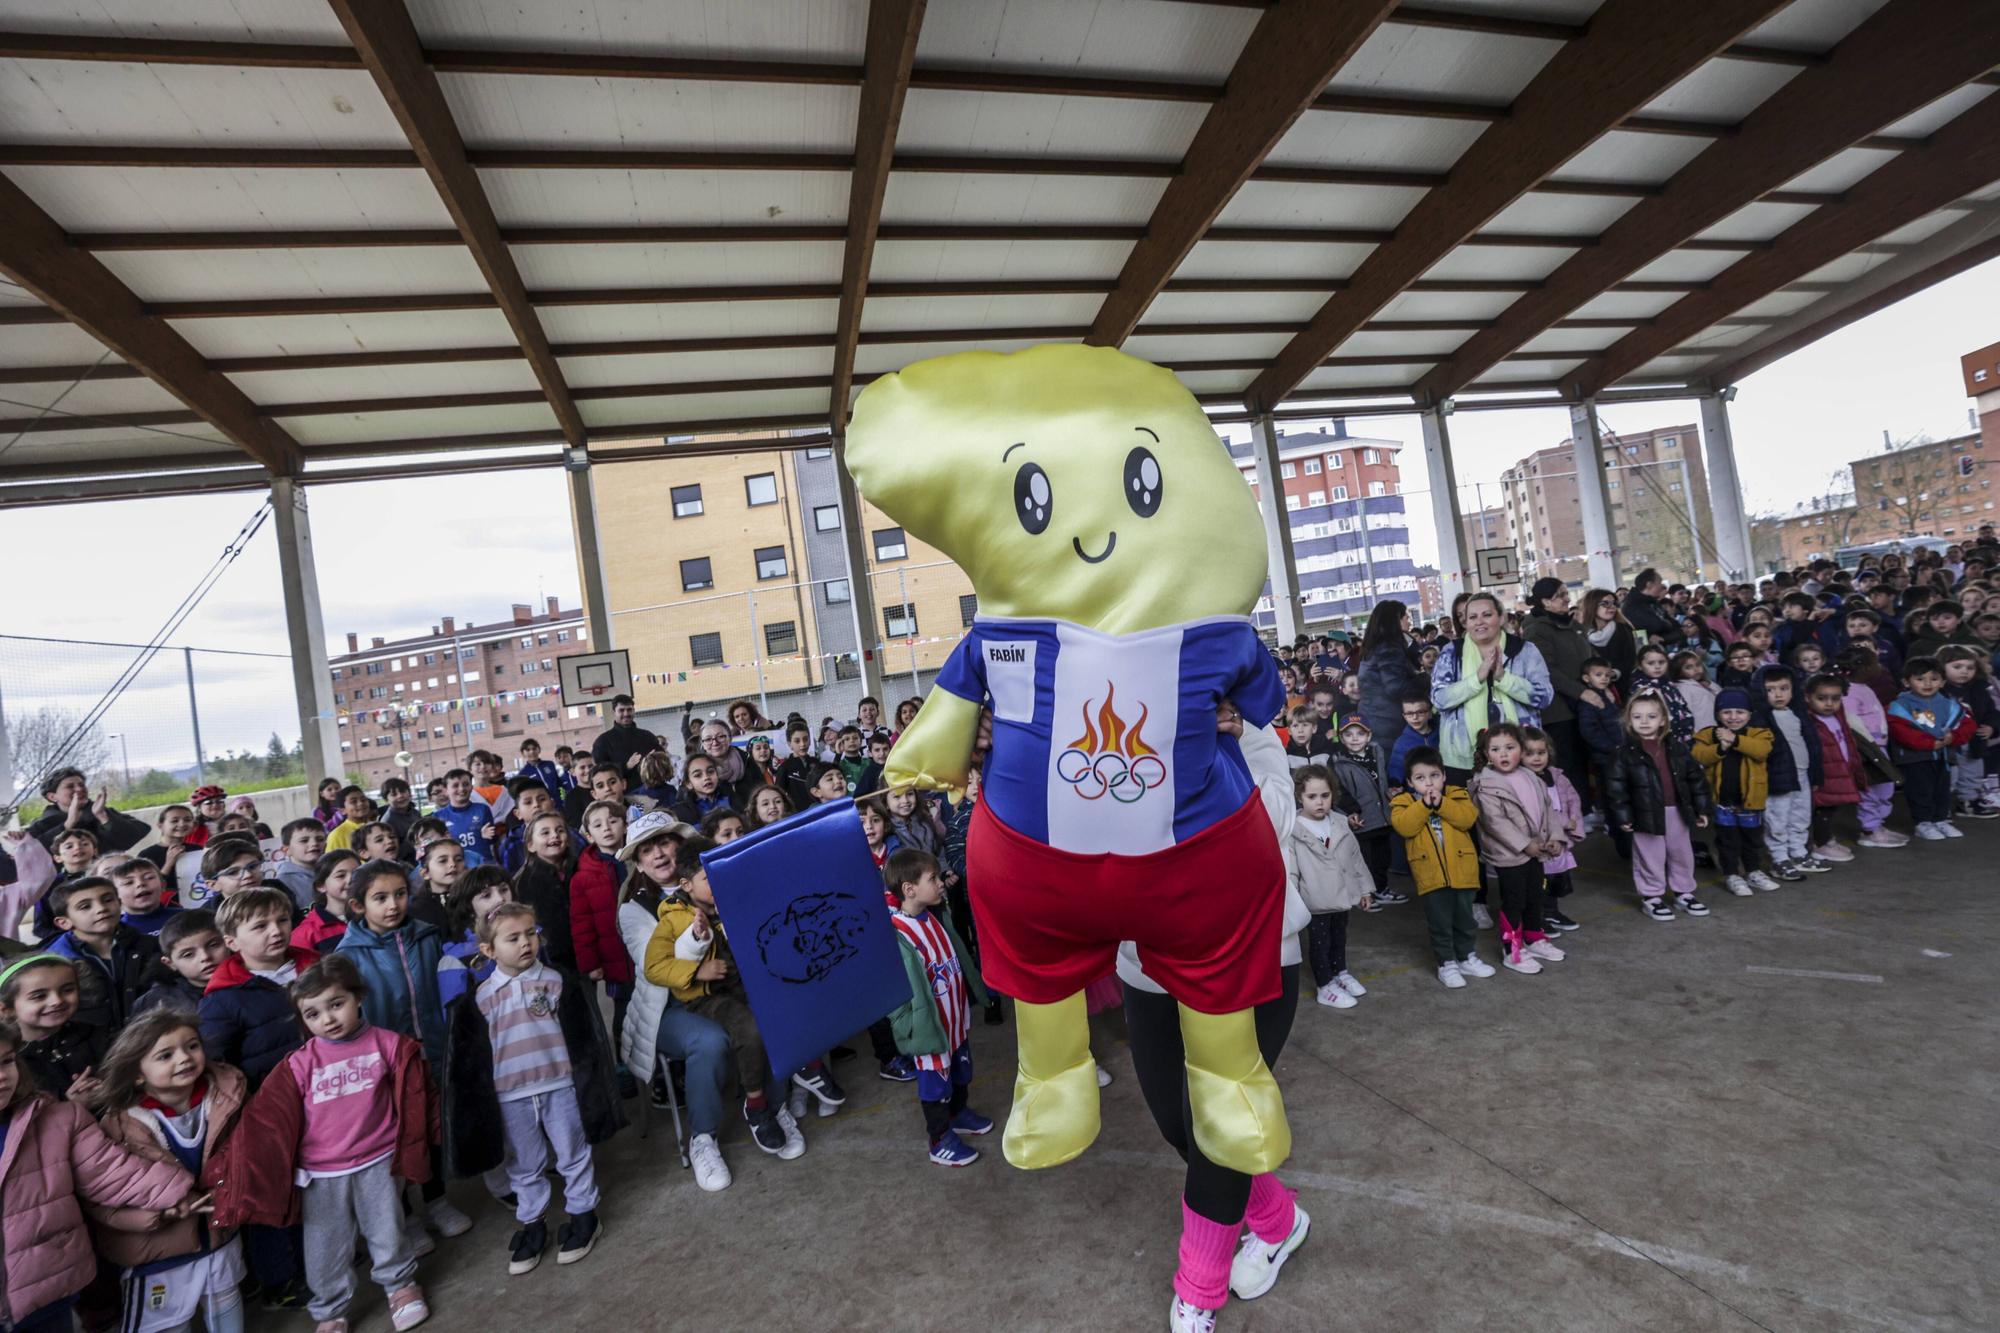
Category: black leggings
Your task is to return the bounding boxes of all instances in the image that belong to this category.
[1123,965,1300,1225]
[1445,766,1489,902]
[1493,861,1546,935]
[1305,911,1348,988]
[1354,828,1391,892]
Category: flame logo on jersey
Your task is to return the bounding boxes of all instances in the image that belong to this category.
[1057,681,1168,803]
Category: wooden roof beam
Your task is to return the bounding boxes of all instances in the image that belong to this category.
[830,0,927,425]
[1242,0,1788,413]
[325,0,584,448]
[1087,0,1397,346]
[1414,0,2000,404]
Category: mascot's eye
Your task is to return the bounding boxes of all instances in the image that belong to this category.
[1124,446,1163,518]
[1014,461,1053,535]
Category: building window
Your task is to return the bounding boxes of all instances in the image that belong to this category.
[556,629,570,642]
[520,661,538,674]
[365,662,383,675]
[528,710,546,724]
[1303,458,1322,475]
[671,483,704,518]
[463,671,481,683]
[960,593,979,627]
[460,647,477,660]
[1328,453,1343,469]
[1307,491,1324,505]
[1362,449,1380,464]
[745,473,778,506]
[1332,485,1348,500]
[690,632,725,667]
[1285,495,1301,510]
[1661,436,1677,449]
[834,655,860,681]
[1369,481,1386,497]
[680,557,713,591]
[755,546,788,580]
[873,526,908,561]
[884,603,918,638]
[469,720,487,733]
[1279,462,1295,479]
[813,504,840,531]
[330,667,342,681]
[423,653,436,665]
[765,620,798,656]
[519,636,533,649]
[805,446,833,459]
[825,578,851,604]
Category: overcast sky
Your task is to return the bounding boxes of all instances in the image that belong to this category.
[5,255,1996,770]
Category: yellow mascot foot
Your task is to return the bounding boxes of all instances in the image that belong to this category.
[1186,1059,1290,1175]
[1002,1058,1102,1169]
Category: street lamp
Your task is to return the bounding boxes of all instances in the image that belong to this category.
[106,732,131,792]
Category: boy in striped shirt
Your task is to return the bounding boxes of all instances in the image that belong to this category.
[476,902,601,1273]
[885,847,993,1167]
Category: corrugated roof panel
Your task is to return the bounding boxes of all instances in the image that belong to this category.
[1776,145,1899,195]
[565,346,833,388]
[1,165,450,231]
[1568,289,1684,321]
[1791,251,1894,286]
[95,247,489,302]
[1377,289,1524,322]
[0,322,119,367]
[511,241,844,289]
[1174,239,1374,282]
[1121,331,1295,362]
[1517,327,1623,356]
[0,63,403,146]
[1478,356,1584,383]
[0,0,350,43]
[3,374,189,418]
[537,299,838,342]
[481,167,852,227]
[227,361,543,406]
[881,171,1168,225]
[1547,131,1709,188]
[856,337,1068,377]
[281,401,561,447]
[1693,200,1822,245]
[578,385,829,429]
[1738,0,1887,52]
[1418,0,1602,19]
[1634,57,1800,123]
[1332,328,1478,358]
[1731,289,1824,319]
[894,88,1206,159]
[1482,191,1639,237]
[858,293,1105,331]
[168,309,518,359]
[1872,211,1971,247]
[1422,245,1579,283]
[1297,362,1434,393]
[866,238,1134,283]
[441,74,858,153]
[0,426,236,471]
[1624,248,1754,285]
[1141,290,1329,324]
[1263,110,1485,173]
[916,0,1258,81]
[407,0,869,61]
[1879,83,1995,139]
[1329,24,1559,104]
[1172,369,1256,396]
[1215,180,1425,230]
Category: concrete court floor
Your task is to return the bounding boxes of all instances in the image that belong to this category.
[360,827,1995,1333]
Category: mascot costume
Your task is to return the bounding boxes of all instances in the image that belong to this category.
[846,343,1291,1177]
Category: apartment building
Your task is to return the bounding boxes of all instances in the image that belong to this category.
[1843,430,1992,544]
[1752,497,1860,573]
[330,599,597,788]
[1494,424,1716,587]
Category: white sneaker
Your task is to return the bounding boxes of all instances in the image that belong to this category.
[1314,981,1358,1009]
[1471,903,1494,930]
[1437,962,1466,989]
[688,1133,732,1192]
[1746,870,1780,892]
[1228,1202,1311,1300]
[774,1106,807,1160]
[1812,841,1855,863]
[1914,822,1948,841]
[1857,828,1904,849]
[1169,1295,1218,1333]
[1456,953,1495,979]
[1333,970,1367,998]
[425,1198,473,1238]
[1096,1063,1113,1088]
[403,1214,435,1259]
[1526,939,1565,962]
[1723,874,1752,896]
[1502,950,1543,975]
[1939,821,1965,839]
[786,1082,810,1122]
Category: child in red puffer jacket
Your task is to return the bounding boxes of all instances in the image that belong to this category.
[570,801,633,1059]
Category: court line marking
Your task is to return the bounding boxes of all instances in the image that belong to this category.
[1744,965,1884,983]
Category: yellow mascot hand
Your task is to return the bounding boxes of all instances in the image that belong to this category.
[882,690,981,800]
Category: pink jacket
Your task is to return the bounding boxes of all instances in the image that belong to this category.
[0,1094,193,1322]
[87,1064,247,1269]
[1,833,55,944]
[1843,684,1889,746]
[1539,769,1585,874]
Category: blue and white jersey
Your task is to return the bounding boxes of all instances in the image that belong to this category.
[933,615,1285,855]
[436,801,495,867]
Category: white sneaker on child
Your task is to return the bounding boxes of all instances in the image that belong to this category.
[1457,953,1495,979]
[1526,939,1565,962]
[1314,981,1358,1009]
[1812,841,1855,863]
[1333,971,1367,998]
[1502,950,1543,975]
[1857,828,1904,848]
[1097,1064,1113,1088]
[1228,1203,1311,1300]
[688,1133,732,1192]
[787,1082,810,1122]
[1723,874,1752,897]
[1914,823,1947,841]
[1169,1296,1218,1333]
[1471,903,1494,930]
[774,1107,807,1160]
[403,1215,435,1259]
[1437,962,1466,989]
[425,1198,472,1238]
[1938,821,1965,838]
[1747,870,1780,892]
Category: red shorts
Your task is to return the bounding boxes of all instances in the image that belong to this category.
[966,795,1285,1014]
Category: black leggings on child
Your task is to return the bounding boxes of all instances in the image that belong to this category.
[1493,861,1546,936]
[1305,910,1349,988]
[1123,965,1299,1224]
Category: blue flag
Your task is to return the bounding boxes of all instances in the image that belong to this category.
[700,799,908,1081]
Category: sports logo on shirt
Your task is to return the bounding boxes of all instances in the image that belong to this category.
[1055,681,1167,803]
[308,1051,384,1104]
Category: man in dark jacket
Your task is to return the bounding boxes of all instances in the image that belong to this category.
[1521,578,1598,812]
[589,695,663,775]
[25,767,150,852]
[1621,569,1685,649]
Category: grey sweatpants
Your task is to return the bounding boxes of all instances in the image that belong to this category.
[302,1156,416,1321]
[500,1084,600,1223]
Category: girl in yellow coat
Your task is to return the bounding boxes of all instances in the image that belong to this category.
[1388,746,1494,990]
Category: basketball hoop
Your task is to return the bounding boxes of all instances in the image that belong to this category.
[584,684,609,698]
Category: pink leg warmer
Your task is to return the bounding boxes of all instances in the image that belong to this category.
[1174,1200,1239,1310]
[1243,1173,1297,1245]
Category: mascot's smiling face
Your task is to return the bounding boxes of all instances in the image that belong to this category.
[845,345,1269,636]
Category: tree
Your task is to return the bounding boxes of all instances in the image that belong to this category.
[3,705,110,795]
[264,731,289,778]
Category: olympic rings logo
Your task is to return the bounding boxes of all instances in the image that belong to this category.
[1056,747,1167,803]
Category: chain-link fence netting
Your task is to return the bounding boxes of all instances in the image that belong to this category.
[1,633,299,820]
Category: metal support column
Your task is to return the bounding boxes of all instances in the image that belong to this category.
[831,429,886,700]
[1567,402,1620,589]
[1249,413,1305,643]
[183,648,204,781]
[270,476,345,785]
[1420,406,1471,605]
[1699,392,1754,582]
[564,447,615,649]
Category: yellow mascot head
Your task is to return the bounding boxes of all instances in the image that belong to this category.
[845,345,1268,636]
